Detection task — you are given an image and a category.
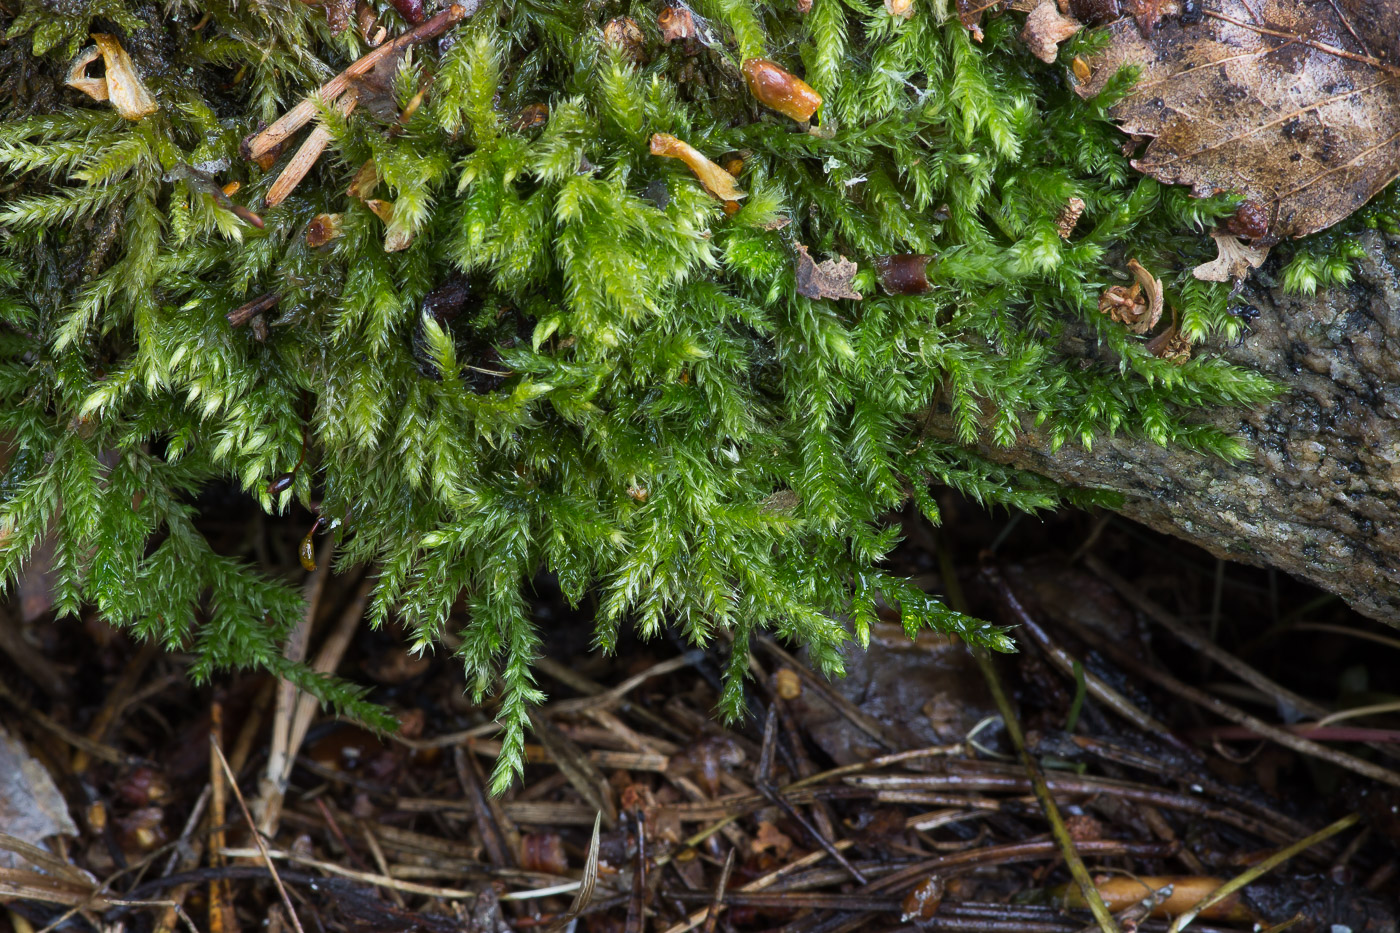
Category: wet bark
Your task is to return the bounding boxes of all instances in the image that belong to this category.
[927,230,1400,626]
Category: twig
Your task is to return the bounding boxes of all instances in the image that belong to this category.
[1085,556,1329,723]
[700,849,734,933]
[264,91,358,208]
[226,292,281,328]
[940,550,1116,933]
[754,702,866,883]
[1059,612,1400,789]
[1167,812,1360,933]
[211,737,307,933]
[623,810,646,933]
[971,647,1120,933]
[242,3,478,162]
[256,535,333,837]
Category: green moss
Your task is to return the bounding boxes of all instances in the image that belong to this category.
[1,0,1288,789]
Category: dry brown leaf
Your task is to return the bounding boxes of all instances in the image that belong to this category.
[649,133,747,201]
[795,243,862,301]
[66,35,158,120]
[1193,231,1271,281]
[1022,0,1082,63]
[1076,0,1400,243]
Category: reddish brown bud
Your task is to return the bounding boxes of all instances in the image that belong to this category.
[873,254,933,295]
[742,59,822,122]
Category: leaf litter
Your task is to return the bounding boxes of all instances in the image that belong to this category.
[1075,0,1400,244]
[2,504,1400,931]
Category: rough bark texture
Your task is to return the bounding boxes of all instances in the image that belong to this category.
[928,230,1400,626]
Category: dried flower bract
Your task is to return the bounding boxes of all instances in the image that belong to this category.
[67,35,158,121]
[649,134,747,202]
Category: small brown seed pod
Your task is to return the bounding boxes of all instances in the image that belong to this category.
[741,59,822,122]
[873,254,933,295]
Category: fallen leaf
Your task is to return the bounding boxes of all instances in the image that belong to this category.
[1076,0,1400,242]
[0,725,78,868]
[1193,231,1270,281]
[1022,0,1082,63]
[795,243,862,300]
[649,133,747,201]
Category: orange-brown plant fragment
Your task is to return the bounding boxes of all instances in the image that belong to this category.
[741,59,822,122]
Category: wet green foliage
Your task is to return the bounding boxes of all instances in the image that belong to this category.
[1,0,1283,789]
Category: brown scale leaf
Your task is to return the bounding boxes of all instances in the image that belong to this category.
[795,244,862,301]
[1076,0,1400,242]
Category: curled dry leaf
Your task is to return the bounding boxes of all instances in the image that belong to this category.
[795,243,862,301]
[67,35,158,121]
[742,59,823,122]
[1076,0,1400,243]
[1146,308,1191,364]
[1097,259,1162,334]
[649,133,747,201]
[1193,231,1270,281]
[1022,0,1082,63]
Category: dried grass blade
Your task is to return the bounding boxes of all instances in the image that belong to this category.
[543,812,602,933]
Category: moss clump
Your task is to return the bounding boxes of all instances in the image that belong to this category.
[1,0,1280,788]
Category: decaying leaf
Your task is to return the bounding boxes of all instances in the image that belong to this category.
[1146,308,1192,363]
[0,725,79,869]
[795,243,862,301]
[66,35,158,121]
[1022,0,1082,63]
[1099,258,1163,333]
[1076,0,1400,242]
[649,133,747,201]
[1193,231,1270,281]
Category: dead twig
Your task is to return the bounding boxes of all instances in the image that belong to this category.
[211,737,307,933]
[243,3,478,162]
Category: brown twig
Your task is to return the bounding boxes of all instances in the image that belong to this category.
[211,737,307,933]
[226,292,281,328]
[242,3,478,162]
